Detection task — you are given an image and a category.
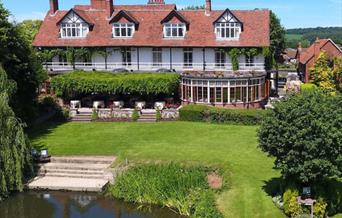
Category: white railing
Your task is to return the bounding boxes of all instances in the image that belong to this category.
[43,62,265,73]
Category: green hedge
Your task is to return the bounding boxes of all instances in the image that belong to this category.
[179,105,268,125]
[51,71,180,97]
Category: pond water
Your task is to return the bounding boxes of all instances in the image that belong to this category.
[0,191,184,218]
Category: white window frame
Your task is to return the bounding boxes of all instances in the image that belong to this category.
[60,11,89,39]
[112,23,135,38]
[183,48,193,68]
[152,48,163,66]
[163,23,186,38]
[215,22,241,40]
[245,55,255,67]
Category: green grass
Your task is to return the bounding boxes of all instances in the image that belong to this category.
[30,121,284,218]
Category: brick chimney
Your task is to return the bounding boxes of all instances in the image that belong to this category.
[49,0,59,15]
[147,0,165,4]
[205,0,212,16]
[297,42,302,62]
[91,0,113,18]
[314,37,321,59]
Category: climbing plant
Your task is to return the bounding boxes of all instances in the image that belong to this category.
[226,48,263,71]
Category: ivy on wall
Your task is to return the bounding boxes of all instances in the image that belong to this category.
[225,48,264,71]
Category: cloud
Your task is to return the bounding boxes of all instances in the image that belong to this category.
[9,11,46,22]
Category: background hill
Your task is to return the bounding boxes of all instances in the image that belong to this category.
[285,27,342,48]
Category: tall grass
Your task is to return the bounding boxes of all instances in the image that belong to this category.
[108,163,223,218]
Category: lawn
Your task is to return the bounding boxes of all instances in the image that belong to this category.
[30,121,284,218]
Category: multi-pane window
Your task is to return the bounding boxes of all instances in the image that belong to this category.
[245,55,254,67]
[183,48,193,68]
[164,23,186,38]
[215,23,241,39]
[152,48,162,66]
[60,11,89,38]
[215,49,226,68]
[121,48,132,66]
[113,23,135,37]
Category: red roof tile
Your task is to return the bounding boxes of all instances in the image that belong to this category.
[299,39,342,64]
[33,4,270,48]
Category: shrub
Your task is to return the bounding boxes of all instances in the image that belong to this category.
[283,188,302,217]
[258,90,342,183]
[91,109,98,121]
[313,198,327,218]
[156,109,161,122]
[108,163,222,217]
[179,105,267,125]
[301,83,317,92]
[51,71,180,98]
[38,95,69,121]
[132,109,140,121]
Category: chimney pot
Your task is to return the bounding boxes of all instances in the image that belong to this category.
[49,0,59,15]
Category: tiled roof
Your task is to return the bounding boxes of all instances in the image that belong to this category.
[33,4,270,48]
[298,39,342,64]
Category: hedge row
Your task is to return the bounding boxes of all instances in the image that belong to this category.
[51,71,180,97]
[179,105,268,125]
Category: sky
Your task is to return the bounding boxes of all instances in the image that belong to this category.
[2,0,342,29]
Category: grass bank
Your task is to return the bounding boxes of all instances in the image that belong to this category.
[30,121,284,218]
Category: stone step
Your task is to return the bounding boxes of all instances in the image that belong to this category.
[27,176,109,192]
[37,163,110,171]
[37,168,104,175]
[38,172,105,180]
[51,156,116,165]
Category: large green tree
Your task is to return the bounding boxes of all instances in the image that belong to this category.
[17,19,43,44]
[258,90,342,183]
[269,11,286,68]
[0,3,46,124]
[0,67,33,199]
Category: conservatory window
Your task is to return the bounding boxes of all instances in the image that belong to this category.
[113,23,135,38]
[215,23,241,40]
[163,23,186,38]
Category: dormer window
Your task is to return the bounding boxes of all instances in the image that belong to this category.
[113,23,135,38]
[59,10,90,39]
[214,9,243,40]
[164,23,186,38]
[215,23,241,40]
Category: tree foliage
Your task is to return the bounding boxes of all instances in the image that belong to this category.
[258,90,342,183]
[269,11,286,67]
[17,19,42,44]
[51,71,180,98]
[0,3,46,124]
[310,52,342,93]
[0,67,33,199]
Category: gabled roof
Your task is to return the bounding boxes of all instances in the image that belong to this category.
[160,10,190,29]
[56,8,94,27]
[109,10,140,29]
[298,39,342,64]
[213,9,244,30]
[33,5,270,48]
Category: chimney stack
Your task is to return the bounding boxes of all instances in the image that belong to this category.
[91,0,113,18]
[49,0,59,15]
[205,0,212,16]
[148,0,165,4]
[314,37,321,59]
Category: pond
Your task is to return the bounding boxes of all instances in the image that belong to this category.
[0,191,184,218]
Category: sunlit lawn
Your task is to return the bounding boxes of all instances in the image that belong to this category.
[30,121,284,218]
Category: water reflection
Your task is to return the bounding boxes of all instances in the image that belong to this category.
[0,191,183,218]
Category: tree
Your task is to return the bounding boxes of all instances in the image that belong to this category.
[310,51,342,93]
[258,90,342,183]
[269,11,286,68]
[17,19,43,44]
[0,3,46,124]
[0,67,33,199]
[181,5,205,10]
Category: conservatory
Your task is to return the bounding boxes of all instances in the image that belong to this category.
[181,72,269,108]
